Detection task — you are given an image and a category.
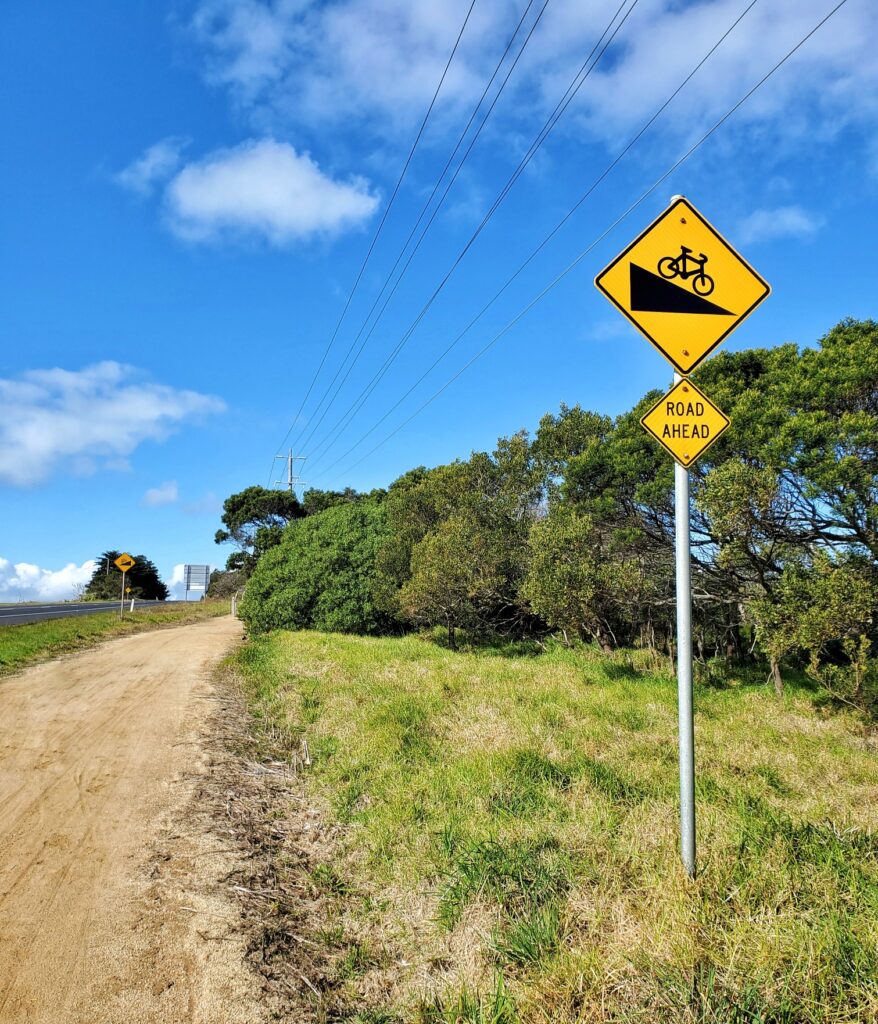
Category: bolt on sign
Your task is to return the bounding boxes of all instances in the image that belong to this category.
[114,553,136,572]
[640,378,730,467]
[594,197,770,375]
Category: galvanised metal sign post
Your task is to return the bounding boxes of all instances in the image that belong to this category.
[595,196,770,878]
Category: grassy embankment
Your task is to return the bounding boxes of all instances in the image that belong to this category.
[232,630,878,1023]
[0,600,230,676]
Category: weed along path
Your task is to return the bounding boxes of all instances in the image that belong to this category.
[0,615,262,1024]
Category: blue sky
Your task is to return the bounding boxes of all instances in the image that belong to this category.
[1,0,876,599]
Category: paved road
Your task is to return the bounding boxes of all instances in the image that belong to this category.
[0,600,187,627]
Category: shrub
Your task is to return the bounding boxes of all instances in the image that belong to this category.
[240,500,394,635]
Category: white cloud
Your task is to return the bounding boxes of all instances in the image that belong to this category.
[164,138,379,244]
[142,480,179,507]
[0,557,97,602]
[192,0,308,100]
[192,0,519,130]
[567,0,878,152]
[189,0,878,152]
[192,0,490,127]
[737,205,823,245]
[0,362,226,487]
[115,137,189,195]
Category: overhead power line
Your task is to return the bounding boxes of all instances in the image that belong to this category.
[292,0,562,460]
[267,0,479,483]
[286,0,551,459]
[306,0,761,478]
[297,0,640,464]
[312,0,850,485]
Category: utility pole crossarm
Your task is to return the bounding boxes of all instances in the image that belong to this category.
[273,449,307,493]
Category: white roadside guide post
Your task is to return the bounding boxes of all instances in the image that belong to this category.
[594,195,770,878]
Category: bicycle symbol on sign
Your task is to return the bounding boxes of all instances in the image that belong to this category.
[657,246,715,297]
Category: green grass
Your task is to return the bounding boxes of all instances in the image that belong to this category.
[0,600,231,676]
[232,631,878,1023]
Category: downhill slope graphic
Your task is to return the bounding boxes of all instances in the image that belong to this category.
[629,263,733,316]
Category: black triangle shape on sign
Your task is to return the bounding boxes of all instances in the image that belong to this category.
[629,263,733,316]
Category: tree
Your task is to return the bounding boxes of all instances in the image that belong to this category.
[374,463,473,619]
[555,327,878,661]
[240,500,392,635]
[748,553,875,697]
[695,323,878,561]
[84,551,169,601]
[531,404,612,506]
[206,568,246,599]
[399,515,506,647]
[522,507,651,650]
[302,487,369,516]
[376,435,542,636]
[227,319,877,691]
[214,486,304,574]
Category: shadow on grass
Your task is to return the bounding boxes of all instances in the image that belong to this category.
[602,661,643,681]
[810,688,878,726]
[695,659,878,725]
[404,627,874,725]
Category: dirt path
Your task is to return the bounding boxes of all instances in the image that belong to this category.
[0,615,265,1024]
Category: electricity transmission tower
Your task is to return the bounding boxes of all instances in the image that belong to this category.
[274,450,306,494]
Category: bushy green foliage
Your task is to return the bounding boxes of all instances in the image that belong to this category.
[240,500,392,635]
[302,486,385,515]
[84,550,168,600]
[214,485,304,573]
[749,551,875,697]
[206,567,246,598]
[231,319,878,693]
[378,433,540,639]
[399,515,507,647]
[522,506,651,650]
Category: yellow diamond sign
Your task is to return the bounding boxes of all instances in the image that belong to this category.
[640,378,729,467]
[595,197,769,375]
[114,553,136,572]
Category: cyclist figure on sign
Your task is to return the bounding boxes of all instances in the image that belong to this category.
[657,246,715,296]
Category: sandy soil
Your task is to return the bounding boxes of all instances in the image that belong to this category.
[0,615,265,1024]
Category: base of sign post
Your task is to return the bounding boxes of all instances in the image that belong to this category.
[674,373,696,879]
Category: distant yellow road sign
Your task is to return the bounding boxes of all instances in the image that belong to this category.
[595,197,769,375]
[114,553,136,572]
[640,378,730,467]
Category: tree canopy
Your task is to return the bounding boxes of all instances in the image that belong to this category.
[240,500,393,636]
[233,319,878,707]
[84,551,169,601]
[214,485,304,573]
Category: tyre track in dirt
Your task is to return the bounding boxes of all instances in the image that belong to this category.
[0,615,265,1024]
